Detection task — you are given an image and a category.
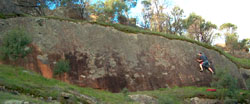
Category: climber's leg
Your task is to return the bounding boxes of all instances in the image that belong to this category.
[199,62,203,72]
[208,67,214,74]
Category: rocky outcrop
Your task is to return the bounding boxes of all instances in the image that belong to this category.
[0,17,247,92]
[185,97,220,104]
[0,0,43,16]
[45,7,85,20]
[240,68,250,80]
[129,94,157,104]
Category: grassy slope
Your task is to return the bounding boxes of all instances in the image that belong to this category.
[0,65,132,104]
[0,65,249,104]
[0,91,58,104]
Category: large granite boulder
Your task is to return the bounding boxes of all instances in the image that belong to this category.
[0,17,247,92]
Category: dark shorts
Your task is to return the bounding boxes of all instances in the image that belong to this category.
[202,61,210,69]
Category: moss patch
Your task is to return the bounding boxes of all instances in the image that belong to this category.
[0,13,28,19]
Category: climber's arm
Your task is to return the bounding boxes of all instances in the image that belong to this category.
[196,59,203,62]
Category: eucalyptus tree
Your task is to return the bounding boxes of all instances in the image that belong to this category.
[184,13,217,44]
[220,23,239,51]
[165,6,185,35]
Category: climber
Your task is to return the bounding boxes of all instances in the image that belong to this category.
[196,52,214,74]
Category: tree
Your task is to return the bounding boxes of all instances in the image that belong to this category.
[141,0,172,32]
[73,0,92,20]
[150,0,169,32]
[220,23,239,52]
[141,0,152,29]
[201,21,218,43]
[92,0,137,23]
[220,23,237,35]
[226,33,239,52]
[45,0,77,7]
[184,13,217,44]
[235,39,250,52]
[141,1,186,35]
[165,6,185,35]
[39,0,93,19]
[245,38,250,48]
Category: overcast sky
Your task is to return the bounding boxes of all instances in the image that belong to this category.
[130,0,250,44]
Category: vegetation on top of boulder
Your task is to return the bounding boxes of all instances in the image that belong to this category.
[0,28,32,61]
[0,13,29,19]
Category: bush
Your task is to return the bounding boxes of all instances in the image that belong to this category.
[224,97,238,104]
[0,13,6,19]
[0,29,32,60]
[121,88,131,102]
[246,78,250,89]
[157,95,175,104]
[211,69,239,100]
[53,59,70,75]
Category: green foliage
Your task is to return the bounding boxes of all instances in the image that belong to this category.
[157,95,175,104]
[0,92,57,104]
[211,70,238,89]
[0,29,32,60]
[184,13,217,44]
[211,69,239,101]
[92,0,133,23]
[225,33,239,50]
[224,97,238,104]
[0,13,29,19]
[121,88,129,96]
[121,88,132,102]
[234,38,250,51]
[53,59,70,75]
[0,13,6,19]
[218,23,246,52]
[165,6,185,35]
[0,13,17,19]
[219,23,237,34]
[0,64,130,103]
[246,78,250,89]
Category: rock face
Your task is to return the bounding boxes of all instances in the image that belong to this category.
[185,97,220,104]
[0,0,42,16]
[129,94,158,104]
[240,68,250,80]
[45,7,85,20]
[0,17,247,92]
